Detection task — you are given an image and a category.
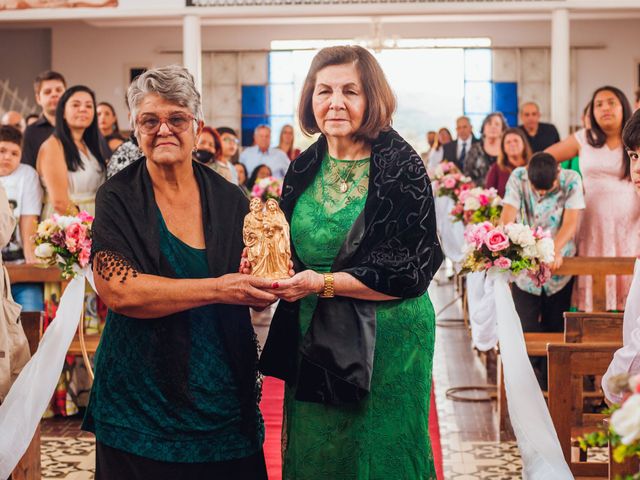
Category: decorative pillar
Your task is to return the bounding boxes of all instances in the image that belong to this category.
[551,8,570,138]
[183,15,202,95]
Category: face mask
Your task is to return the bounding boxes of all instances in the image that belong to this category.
[194,149,214,163]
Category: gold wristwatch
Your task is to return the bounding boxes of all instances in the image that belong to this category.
[319,272,335,298]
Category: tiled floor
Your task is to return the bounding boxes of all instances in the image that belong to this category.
[38,272,532,479]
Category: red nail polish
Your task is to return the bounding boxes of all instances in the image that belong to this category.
[272,282,280,289]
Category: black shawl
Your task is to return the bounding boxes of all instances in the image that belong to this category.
[259,128,443,404]
[91,158,260,436]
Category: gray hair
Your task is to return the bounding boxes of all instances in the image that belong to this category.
[127,65,203,129]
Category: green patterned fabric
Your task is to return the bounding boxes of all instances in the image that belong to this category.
[83,210,263,463]
[283,153,436,479]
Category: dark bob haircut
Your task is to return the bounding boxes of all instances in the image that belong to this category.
[0,125,23,147]
[623,108,640,152]
[298,45,396,142]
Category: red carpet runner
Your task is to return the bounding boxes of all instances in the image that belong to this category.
[259,377,444,480]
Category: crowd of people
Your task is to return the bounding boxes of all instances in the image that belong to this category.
[2,45,640,479]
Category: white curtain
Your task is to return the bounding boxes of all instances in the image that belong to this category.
[0,268,94,479]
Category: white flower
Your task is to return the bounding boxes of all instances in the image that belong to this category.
[37,219,57,237]
[536,238,555,263]
[505,223,536,247]
[611,394,640,444]
[55,215,80,229]
[34,242,54,259]
[522,244,538,258]
[491,196,502,207]
[464,197,481,211]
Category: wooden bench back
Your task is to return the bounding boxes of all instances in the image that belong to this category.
[563,312,624,344]
[548,343,620,478]
[555,257,635,312]
[19,311,43,356]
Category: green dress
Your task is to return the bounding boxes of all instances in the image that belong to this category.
[283,154,437,479]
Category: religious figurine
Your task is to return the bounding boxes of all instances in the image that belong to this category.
[243,198,291,279]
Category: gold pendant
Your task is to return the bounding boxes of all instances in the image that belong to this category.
[340,181,349,193]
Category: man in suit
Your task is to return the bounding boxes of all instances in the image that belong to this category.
[442,116,477,171]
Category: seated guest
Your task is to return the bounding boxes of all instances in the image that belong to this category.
[603,108,640,403]
[485,128,532,197]
[464,112,507,186]
[97,102,126,154]
[37,85,106,217]
[1,111,25,132]
[0,126,43,311]
[518,102,560,153]
[425,127,452,170]
[277,124,301,161]
[21,70,66,168]
[240,124,290,180]
[501,152,585,388]
[246,164,272,192]
[194,126,238,185]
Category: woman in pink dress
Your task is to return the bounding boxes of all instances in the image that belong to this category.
[547,85,638,311]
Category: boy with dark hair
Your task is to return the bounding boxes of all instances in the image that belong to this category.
[501,152,585,387]
[21,70,66,167]
[0,126,43,311]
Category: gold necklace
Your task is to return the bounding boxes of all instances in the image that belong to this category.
[329,155,360,194]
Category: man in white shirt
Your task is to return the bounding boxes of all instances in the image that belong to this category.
[240,124,290,180]
[442,116,477,171]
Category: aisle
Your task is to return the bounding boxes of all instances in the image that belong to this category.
[429,275,523,479]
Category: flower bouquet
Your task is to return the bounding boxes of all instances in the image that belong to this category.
[580,373,640,474]
[451,187,502,225]
[461,221,555,286]
[431,162,474,202]
[251,176,283,202]
[34,211,94,279]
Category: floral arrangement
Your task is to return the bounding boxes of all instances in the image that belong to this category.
[251,176,283,202]
[580,373,640,472]
[430,161,474,202]
[461,222,555,286]
[451,187,502,225]
[34,211,94,279]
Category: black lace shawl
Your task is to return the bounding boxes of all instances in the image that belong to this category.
[259,128,443,404]
[91,158,261,436]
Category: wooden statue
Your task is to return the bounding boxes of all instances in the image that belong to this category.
[243,198,291,280]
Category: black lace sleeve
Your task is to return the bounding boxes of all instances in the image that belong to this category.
[93,250,139,284]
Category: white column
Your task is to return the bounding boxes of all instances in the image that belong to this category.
[183,15,202,95]
[550,8,570,138]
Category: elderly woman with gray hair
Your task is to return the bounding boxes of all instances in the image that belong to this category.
[81,65,275,479]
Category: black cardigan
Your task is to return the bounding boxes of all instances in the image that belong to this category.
[259,128,443,404]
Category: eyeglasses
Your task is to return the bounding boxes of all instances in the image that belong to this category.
[136,113,195,135]
[223,137,239,145]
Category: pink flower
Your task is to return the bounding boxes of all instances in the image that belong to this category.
[443,176,457,189]
[533,226,551,239]
[459,182,472,192]
[65,223,87,253]
[77,211,94,223]
[441,162,451,173]
[478,194,489,206]
[458,190,471,202]
[484,229,510,252]
[493,256,512,269]
[530,263,551,287]
[78,239,92,267]
[464,221,494,248]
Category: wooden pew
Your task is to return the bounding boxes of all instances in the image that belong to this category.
[10,312,43,480]
[605,418,640,479]
[548,343,621,478]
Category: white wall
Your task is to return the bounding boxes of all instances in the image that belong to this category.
[48,18,640,130]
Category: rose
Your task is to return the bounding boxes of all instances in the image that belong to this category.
[77,211,94,223]
[464,221,494,248]
[484,229,510,252]
[53,214,81,229]
[65,223,87,253]
[50,231,65,248]
[464,197,481,211]
[34,242,54,259]
[493,256,512,269]
[611,394,640,444]
[443,176,457,189]
[478,193,489,206]
[78,239,91,267]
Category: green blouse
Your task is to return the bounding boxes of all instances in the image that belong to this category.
[82,210,263,463]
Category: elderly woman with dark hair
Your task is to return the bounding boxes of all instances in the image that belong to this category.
[464,111,508,186]
[82,65,275,479]
[258,45,443,479]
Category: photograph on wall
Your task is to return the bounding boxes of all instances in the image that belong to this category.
[0,0,117,10]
